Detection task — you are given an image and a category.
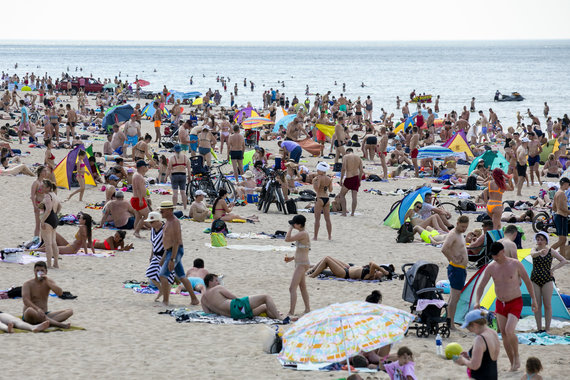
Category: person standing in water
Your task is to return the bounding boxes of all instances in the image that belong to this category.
[284,215,310,317]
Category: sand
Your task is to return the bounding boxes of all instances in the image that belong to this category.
[1,95,569,379]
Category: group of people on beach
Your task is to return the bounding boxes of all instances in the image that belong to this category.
[2,68,569,379]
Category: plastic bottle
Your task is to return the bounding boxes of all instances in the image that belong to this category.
[435,333,443,357]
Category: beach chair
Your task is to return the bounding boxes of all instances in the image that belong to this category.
[467,229,504,269]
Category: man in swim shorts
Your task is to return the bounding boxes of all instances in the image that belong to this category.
[338,148,364,217]
[516,138,529,196]
[440,215,469,329]
[189,124,202,157]
[527,132,542,186]
[132,160,150,238]
[124,114,141,152]
[551,177,570,259]
[228,125,245,182]
[475,242,538,371]
[201,274,284,320]
[101,191,136,229]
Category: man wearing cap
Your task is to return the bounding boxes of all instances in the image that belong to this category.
[515,138,529,196]
[132,160,150,238]
[551,177,570,259]
[189,190,210,222]
[228,124,245,182]
[338,148,364,217]
[123,115,141,153]
[441,215,469,329]
[278,140,302,164]
[474,241,537,372]
[158,201,200,306]
[101,191,136,229]
[105,175,120,202]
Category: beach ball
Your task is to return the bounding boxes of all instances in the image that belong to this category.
[436,279,450,294]
[445,342,463,360]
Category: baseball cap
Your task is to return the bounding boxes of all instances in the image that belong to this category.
[521,137,530,143]
[461,309,487,328]
[108,174,119,181]
[174,144,182,152]
[136,160,148,168]
[288,214,306,226]
[195,190,207,196]
[316,162,330,172]
[144,211,163,223]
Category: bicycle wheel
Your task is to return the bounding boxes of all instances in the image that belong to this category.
[275,187,287,215]
[438,202,463,217]
[186,180,199,202]
[217,178,237,201]
[532,212,551,233]
[263,186,274,213]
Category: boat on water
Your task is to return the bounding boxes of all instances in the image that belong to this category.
[494,92,524,102]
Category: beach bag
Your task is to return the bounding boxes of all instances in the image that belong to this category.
[367,174,382,182]
[397,222,414,243]
[211,233,227,247]
[285,199,297,214]
[211,219,228,235]
[465,176,477,190]
[333,162,342,172]
[458,200,477,212]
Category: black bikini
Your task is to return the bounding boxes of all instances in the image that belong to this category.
[360,265,370,279]
[320,197,330,205]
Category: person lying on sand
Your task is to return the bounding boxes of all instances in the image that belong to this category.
[0,156,34,176]
[201,274,285,320]
[22,262,73,329]
[175,258,209,294]
[307,256,392,281]
[0,311,50,333]
[92,230,133,251]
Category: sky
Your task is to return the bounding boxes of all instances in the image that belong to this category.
[4,0,570,42]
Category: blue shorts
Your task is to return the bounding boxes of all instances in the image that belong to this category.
[113,146,123,155]
[447,264,467,290]
[116,216,135,230]
[190,135,198,152]
[290,146,302,163]
[180,144,189,152]
[159,246,186,279]
[126,135,138,147]
[188,277,205,290]
[528,155,540,166]
[554,214,568,237]
[198,147,210,156]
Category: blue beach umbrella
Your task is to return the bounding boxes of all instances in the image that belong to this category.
[102,104,134,132]
[273,114,296,133]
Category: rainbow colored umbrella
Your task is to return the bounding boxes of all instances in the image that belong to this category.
[242,117,274,129]
[280,301,415,373]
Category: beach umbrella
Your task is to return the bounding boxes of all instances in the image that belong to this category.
[417,145,462,159]
[280,301,415,374]
[411,110,438,119]
[134,79,150,87]
[103,83,117,89]
[242,117,274,129]
[273,114,296,133]
[102,104,134,131]
[21,86,32,91]
[233,107,259,124]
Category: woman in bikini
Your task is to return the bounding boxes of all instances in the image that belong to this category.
[92,230,133,251]
[218,120,231,155]
[212,189,258,222]
[48,213,95,255]
[39,179,61,268]
[530,231,567,332]
[66,150,88,202]
[556,124,569,160]
[486,168,514,230]
[312,162,332,240]
[167,145,190,209]
[308,256,391,281]
[197,126,215,167]
[31,165,48,237]
[284,215,311,316]
[361,125,378,161]
[132,134,154,163]
[44,138,57,184]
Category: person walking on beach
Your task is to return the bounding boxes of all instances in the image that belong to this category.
[132,160,150,238]
[474,242,538,372]
[338,148,364,216]
[152,102,162,143]
[551,177,570,259]
[440,215,469,330]
[158,201,200,306]
[31,165,48,238]
[516,138,530,196]
[284,215,311,316]
[527,132,542,186]
[312,162,332,240]
[333,115,347,164]
[228,124,245,182]
[409,127,420,177]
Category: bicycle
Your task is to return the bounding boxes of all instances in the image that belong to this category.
[186,160,237,203]
[532,207,570,233]
[430,189,463,216]
[257,168,288,214]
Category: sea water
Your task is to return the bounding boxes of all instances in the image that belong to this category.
[0,40,569,125]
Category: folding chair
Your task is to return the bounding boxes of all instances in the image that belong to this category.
[467,229,504,269]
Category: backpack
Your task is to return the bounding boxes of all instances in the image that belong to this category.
[211,219,228,235]
[466,176,477,190]
[397,222,415,243]
[367,174,382,182]
[333,162,342,172]
[458,200,477,212]
[285,199,297,214]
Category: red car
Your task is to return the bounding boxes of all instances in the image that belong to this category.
[56,77,104,94]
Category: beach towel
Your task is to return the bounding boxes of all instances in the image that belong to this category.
[0,325,85,334]
[0,252,45,265]
[205,243,294,252]
[167,308,282,325]
[499,332,570,346]
[315,273,381,283]
[278,358,378,372]
[297,137,322,157]
[516,315,570,331]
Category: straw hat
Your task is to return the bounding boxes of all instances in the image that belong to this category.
[159,201,175,210]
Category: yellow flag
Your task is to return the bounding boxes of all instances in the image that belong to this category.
[315,124,335,138]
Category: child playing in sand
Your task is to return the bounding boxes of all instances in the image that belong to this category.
[521,357,543,380]
[384,346,417,380]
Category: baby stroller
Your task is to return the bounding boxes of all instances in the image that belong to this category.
[402,261,451,338]
[160,124,179,149]
[244,128,259,148]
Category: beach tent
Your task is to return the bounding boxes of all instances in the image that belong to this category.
[442,130,474,158]
[540,139,559,163]
[273,114,296,133]
[393,117,415,134]
[468,150,509,175]
[85,145,101,177]
[141,102,171,119]
[411,110,438,119]
[234,107,259,124]
[454,249,570,325]
[54,145,97,190]
[383,186,432,229]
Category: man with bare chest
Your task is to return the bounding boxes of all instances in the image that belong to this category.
[228,125,245,182]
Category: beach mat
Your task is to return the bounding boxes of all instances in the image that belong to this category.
[315,274,382,283]
[500,332,570,346]
[205,243,294,252]
[298,137,322,157]
[0,325,85,334]
[278,358,378,372]
[167,308,282,325]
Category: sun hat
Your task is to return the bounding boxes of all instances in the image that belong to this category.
[144,211,163,223]
[316,162,330,172]
[159,201,175,209]
[461,309,487,328]
[195,190,207,196]
[535,231,549,244]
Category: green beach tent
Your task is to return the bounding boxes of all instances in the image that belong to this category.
[468,150,509,175]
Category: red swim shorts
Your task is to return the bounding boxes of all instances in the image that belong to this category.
[495,296,523,319]
[410,148,419,159]
[130,197,148,211]
[343,175,360,191]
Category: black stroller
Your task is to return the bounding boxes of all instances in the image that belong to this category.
[160,124,179,149]
[402,261,451,338]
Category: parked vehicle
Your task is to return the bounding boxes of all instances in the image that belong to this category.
[56,77,104,94]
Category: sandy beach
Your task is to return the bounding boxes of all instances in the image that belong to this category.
[1,92,569,380]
